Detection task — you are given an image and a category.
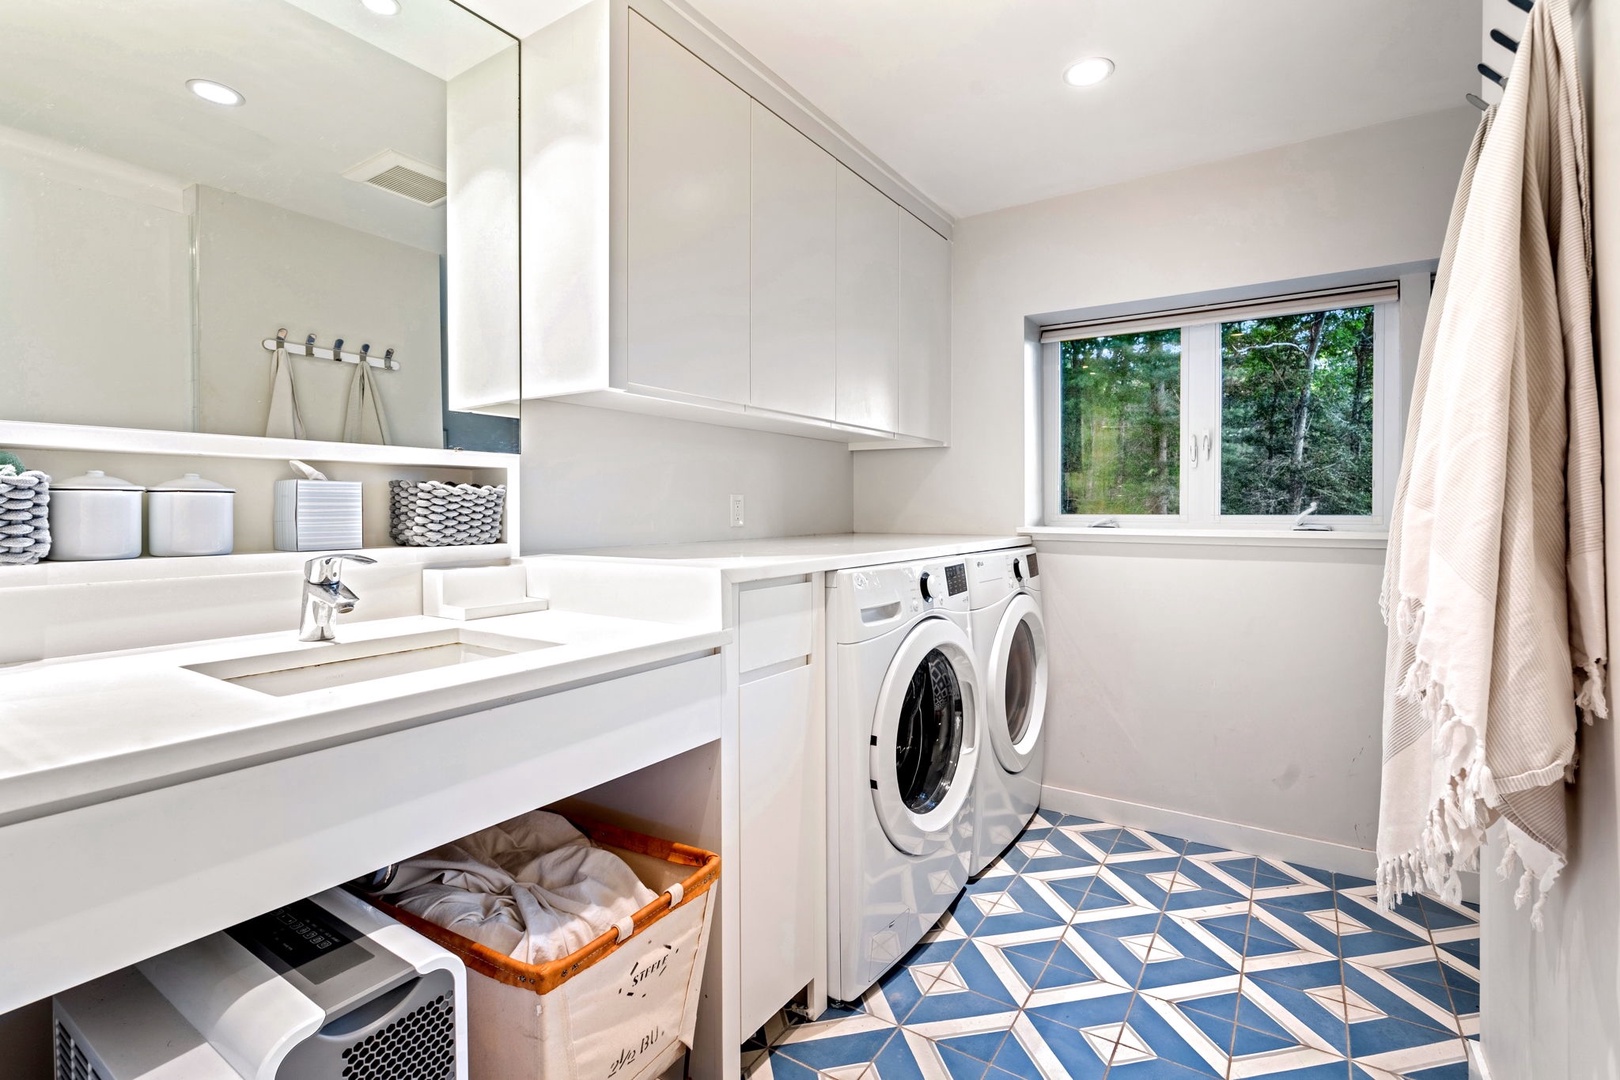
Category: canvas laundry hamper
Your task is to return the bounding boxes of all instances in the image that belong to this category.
[370,818,719,1080]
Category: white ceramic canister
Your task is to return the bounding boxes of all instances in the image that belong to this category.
[48,470,145,561]
[148,473,235,557]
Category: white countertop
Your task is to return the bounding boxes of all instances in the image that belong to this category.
[0,610,729,826]
[559,533,1027,581]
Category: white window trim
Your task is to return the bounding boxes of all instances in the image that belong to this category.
[1040,297,1400,534]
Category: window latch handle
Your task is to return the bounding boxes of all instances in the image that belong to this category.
[1203,431,1212,459]
[1188,435,1199,469]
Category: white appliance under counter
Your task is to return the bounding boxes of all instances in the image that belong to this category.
[0,611,729,1015]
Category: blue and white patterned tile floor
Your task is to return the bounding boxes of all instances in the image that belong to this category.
[743,811,1480,1080]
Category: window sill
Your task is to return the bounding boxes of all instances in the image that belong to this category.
[1019,525,1388,550]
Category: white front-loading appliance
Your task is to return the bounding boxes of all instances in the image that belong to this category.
[825,557,983,1003]
[967,546,1048,875]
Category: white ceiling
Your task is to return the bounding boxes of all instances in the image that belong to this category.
[0,0,514,253]
[680,0,1481,219]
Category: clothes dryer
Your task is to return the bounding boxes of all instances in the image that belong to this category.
[967,546,1048,875]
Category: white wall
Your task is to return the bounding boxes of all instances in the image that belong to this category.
[519,399,853,551]
[1039,539,1389,856]
[855,107,1479,856]
[1479,1,1620,1076]
[0,136,192,432]
[194,186,446,447]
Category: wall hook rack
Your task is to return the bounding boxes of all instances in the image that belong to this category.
[262,328,400,371]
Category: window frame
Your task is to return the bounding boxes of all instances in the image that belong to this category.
[1041,294,1400,531]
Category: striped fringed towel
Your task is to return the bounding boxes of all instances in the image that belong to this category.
[1376,0,1606,928]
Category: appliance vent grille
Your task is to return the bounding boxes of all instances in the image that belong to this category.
[342,150,447,207]
[55,1021,104,1080]
[338,993,456,1080]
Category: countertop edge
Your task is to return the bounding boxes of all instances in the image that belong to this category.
[0,629,729,828]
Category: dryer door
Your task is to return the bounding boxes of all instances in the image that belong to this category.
[987,592,1048,773]
[870,617,981,856]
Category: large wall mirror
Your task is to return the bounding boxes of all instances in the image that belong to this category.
[0,0,520,453]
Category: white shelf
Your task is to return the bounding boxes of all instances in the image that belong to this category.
[1,544,516,587]
[0,419,515,469]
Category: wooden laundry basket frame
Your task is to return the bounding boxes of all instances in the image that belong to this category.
[368,816,720,996]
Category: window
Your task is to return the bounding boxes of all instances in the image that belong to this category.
[1041,283,1399,528]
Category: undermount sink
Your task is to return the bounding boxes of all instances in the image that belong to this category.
[185,629,558,697]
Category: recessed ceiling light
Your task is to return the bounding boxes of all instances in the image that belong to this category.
[186,79,244,107]
[1063,57,1115,88]
[361,0,402,14]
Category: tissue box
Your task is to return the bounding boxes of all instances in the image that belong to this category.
[273,479,362,551]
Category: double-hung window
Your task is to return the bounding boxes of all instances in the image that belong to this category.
[1040,282,1400,530]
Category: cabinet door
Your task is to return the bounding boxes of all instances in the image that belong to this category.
[626,12,751,403]
[898,213,951,442]
[750,104,837,419]
[835,166,900,431]
[739,662,822,1035]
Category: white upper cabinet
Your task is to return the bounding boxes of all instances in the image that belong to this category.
[835,166,900,433]
[749,103,837,420]
[521,2,951,445]
[626,11,751,404]
[898,213,951,444]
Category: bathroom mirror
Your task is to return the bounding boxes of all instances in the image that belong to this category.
[0,0,520,453]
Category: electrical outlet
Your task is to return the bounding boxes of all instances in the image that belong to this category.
[729,494,745,528]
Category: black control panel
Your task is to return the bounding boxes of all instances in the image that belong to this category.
[1026,553,1039,578]
[227,899,373,985]
[944,563,967,596]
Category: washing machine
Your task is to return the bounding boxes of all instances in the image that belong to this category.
[967,546,1048,875]
[825,557,984,1003]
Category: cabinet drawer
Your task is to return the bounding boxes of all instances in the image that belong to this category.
[737,580,814,673]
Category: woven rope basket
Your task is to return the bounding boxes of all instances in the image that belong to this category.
[0,468,50,565]
[389,479,506,547]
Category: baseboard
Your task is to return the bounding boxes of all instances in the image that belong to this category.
[1467,1038,1493,1080]
[1037,785,1480,903]
[1040,784,1381,879]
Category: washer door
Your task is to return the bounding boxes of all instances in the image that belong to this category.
[987,593,1048,774]
[870,617,980,856]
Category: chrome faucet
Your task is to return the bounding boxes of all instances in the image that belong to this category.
[299,554,377,642]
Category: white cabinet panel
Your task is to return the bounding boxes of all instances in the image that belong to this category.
[738,662,821,1035]
[898,214,951,443]
[835,165,900,432]
[737,579,814,674]
[750,104,837,419]
[627,12,751,404]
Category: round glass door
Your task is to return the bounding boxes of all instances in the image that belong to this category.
[896,648,964,814]
[987,595,1047,773]
[870,617,980,855]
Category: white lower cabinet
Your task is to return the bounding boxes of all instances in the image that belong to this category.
[738,662,822,1035]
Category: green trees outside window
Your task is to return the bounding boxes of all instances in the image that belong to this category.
[1054,304,1377,521]
[1058,330,1182,516]
[1221,306,1374,516]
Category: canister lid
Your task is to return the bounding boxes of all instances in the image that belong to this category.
[55,469,144,491]
[150,472,235,493]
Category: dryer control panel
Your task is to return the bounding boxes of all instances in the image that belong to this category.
[967,546,1041,608]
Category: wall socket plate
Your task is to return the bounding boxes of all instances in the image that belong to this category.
[729,494,745,528]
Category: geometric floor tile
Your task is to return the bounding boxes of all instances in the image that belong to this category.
[764,811,1481,1080]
